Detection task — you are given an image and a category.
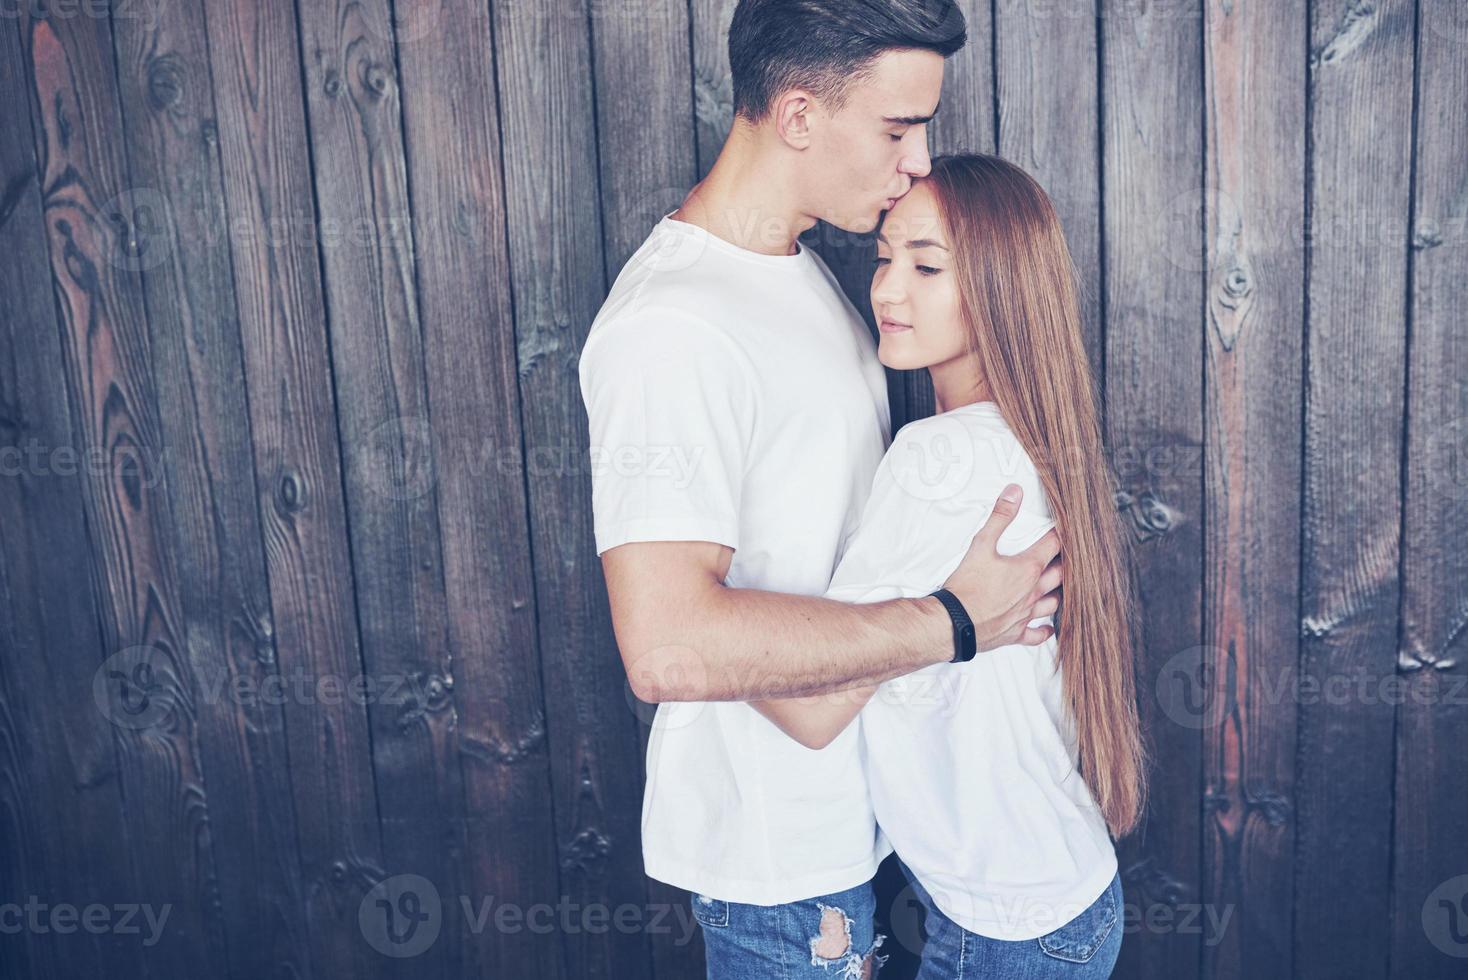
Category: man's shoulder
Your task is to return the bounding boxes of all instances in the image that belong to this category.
[582,297,737,364]
[578,290,753,394]
[590,236,729,336]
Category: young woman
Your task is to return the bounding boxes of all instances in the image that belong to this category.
[752,153,1148,978]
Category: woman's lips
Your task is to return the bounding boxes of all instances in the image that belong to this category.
[879,318,912,333]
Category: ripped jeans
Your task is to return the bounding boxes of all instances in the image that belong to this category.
[691,877,887,979]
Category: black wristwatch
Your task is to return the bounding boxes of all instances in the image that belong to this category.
[929,588,976,663]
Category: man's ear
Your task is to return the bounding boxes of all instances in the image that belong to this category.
[773,90,816,149]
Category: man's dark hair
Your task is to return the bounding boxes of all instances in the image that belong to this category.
[728,0,967,124]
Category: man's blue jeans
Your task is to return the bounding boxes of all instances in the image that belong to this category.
[691,877,888,979]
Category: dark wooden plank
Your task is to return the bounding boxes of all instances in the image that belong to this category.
[492,4,659,979]
[196,0,387,974]
[588,4,704,976]
[1295,1,1415,975]
[592,1,700,275]
[290,1,475,976]
[994,0,1102,381]
[1099,2,1206,977]
[391,2,566,977]
[0,18,145,979]
[15,10,228,977]
[1390,1,1468,975]
[691,0,738,180]
[104,4,317,975]
[928,0,994,158]
[1200,3,1306,977]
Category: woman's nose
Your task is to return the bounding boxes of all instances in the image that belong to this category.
[872,276,905,306]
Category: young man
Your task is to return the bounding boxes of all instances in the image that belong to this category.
[578,1,1063,976]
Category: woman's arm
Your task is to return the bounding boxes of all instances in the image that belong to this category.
[750,685,879,750]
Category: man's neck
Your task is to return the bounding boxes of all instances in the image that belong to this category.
[672,124,816,256]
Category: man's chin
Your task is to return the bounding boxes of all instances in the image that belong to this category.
[823,210,884,235]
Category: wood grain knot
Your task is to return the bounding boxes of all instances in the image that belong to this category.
[274,466,308,516]
[1223,267,1251,298]
[1248,791,1291,827]
[1124,857,1192,910]
[360,62,391,99]
[1117,490,1181,542]
[461,711,546,765]
[561,827,613,878]
[146,55,186,114]
[1412,219,1442,250]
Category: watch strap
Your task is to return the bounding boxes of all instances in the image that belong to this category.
[929,588,977,663]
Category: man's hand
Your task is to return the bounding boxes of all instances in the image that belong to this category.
[940,484,1062,651]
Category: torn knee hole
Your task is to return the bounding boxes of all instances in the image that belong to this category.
[810,904,853,959]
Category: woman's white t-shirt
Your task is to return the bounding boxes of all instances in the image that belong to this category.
[825,401,1119,941]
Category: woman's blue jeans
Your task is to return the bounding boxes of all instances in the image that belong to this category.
[898,858,1123,979]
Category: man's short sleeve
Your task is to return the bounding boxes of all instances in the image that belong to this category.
[578,309,756,557]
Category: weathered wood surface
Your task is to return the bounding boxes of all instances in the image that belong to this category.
[0,2,1460,977]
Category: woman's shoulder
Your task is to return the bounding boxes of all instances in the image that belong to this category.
[884,404,1043,502]
[830,406,1056,596]
[892,402,1018,444]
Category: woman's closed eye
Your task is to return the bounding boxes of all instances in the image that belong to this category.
[872,257,942,276]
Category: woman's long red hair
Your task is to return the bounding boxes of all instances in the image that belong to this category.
[922,153,1148,838]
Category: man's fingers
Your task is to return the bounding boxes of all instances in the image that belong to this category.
[1019,528,1061,568]
[976,485,1024,547]
[1032,594,1060,618]
[1019,624,1055,646]
[1035,560,1063,597]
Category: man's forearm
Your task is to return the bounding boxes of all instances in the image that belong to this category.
[627,586,951,702]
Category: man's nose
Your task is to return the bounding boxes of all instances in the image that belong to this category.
[901,146,932,179]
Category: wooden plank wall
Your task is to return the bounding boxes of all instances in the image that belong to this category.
[0,2,1462,978]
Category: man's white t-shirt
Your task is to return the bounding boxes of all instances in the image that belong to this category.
[578,213,895,904]
[825,401,1118,940]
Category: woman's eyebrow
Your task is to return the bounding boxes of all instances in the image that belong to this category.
[876,232,950,251]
